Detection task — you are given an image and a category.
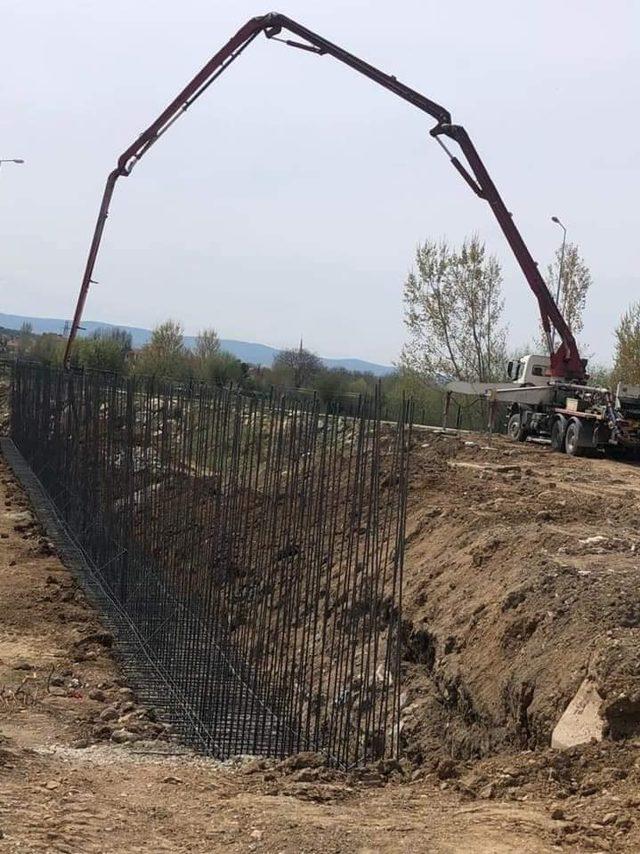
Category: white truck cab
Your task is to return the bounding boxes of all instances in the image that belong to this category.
[505,355,551,386]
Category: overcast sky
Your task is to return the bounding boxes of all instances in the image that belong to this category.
[1,0,638,366]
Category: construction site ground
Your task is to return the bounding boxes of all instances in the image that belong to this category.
[1,432,640,853]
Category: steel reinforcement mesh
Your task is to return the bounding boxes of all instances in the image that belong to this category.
[9,362,411,767]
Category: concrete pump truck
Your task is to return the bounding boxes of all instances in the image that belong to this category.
[61,13,640,457]
[448,356,640,457]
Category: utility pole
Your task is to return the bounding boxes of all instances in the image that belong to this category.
[550,216,567,352]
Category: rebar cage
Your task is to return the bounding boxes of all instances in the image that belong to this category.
[9,362,411,767]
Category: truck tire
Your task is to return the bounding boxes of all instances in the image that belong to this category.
[564,420,584,457]
[550,418,565,452]
[507,413,527,442]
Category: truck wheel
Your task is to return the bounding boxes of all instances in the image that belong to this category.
[564,421,584,457]
[550,419,565,452]
[507,413,527,442]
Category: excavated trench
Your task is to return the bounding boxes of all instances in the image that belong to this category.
[395,431,640,765]
[3,362,639,768]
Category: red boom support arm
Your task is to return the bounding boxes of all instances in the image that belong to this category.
[63,12,585,381]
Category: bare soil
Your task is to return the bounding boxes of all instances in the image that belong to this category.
[400,432,640,763]
[1,433,640,852]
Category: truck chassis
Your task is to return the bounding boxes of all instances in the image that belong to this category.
[506,384,640,457]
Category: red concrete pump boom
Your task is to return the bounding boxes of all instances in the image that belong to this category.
[63,12,586,381]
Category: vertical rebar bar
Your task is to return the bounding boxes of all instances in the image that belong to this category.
[10,361,411,767]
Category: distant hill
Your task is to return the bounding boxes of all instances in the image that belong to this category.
[0,313,394,377]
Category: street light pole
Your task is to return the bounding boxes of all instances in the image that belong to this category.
[0,158,25,175]
[550,215,567,352]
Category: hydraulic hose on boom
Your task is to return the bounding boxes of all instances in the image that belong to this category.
[63,12,586,381]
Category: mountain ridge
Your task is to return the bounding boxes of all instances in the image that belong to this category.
[0,312,394,376]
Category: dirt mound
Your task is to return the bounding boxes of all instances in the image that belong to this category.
[423,739,640,850]
[399,431,640,764]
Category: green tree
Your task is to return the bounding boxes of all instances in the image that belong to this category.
[382,368,444,424]
[135,320,190,379]
[272,346,323,388]
[195,328,221,361]
[31,333,65,365]
[401,236,506,382]
[17,322,34,356]
[193,327,234,384]
[587,362,612,389]
[613,302,640,385]
[73,328,132,373]
[314,368,348,404]
[197,350,246,386]
[541,243,592,352]
[346,376,373,397]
